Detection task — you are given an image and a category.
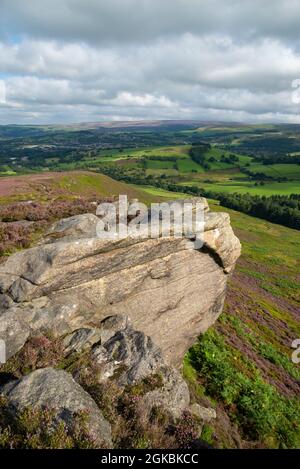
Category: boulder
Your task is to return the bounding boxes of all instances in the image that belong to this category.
[142,365,190,420]
[92,325,163,386]
[70,317,190,421]
[1,367,112,447]
[0,198,241,365]
[189,402,216,423]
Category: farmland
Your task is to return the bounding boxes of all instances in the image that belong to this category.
[1,122,299,199]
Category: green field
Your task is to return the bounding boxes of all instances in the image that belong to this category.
[177,158,204,172]
[179,179,300,195]
[87,143,299,197]
[116,145,190,160]
[130,184,189,199]
[249,163,300,179]
[145,160,175,170]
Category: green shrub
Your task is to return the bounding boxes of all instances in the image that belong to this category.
[201,424,214,445]
[187,329,300,448]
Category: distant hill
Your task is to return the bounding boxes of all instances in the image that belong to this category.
[0,170,157,205]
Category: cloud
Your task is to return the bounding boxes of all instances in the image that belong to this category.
[0,81,6,104]
[111,92,174,108]
[0,0,300,123]
[2,0,300,45]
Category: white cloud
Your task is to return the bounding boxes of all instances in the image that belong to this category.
[1,1,300,123]
[2,0,300,45]
[111,92,174,108]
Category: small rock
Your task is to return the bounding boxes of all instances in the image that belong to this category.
[92,325,162,386]
[1,367,112,447]
[90,323,190,421]
[0,294,14,312]
[100,314,129,344]
[8,277,36,303]
[63,327,102,355]
[142,365,190,421]
[91,345,116,381]
[0,274,19,294]
[189,403,216,423]
[44,213,100,242]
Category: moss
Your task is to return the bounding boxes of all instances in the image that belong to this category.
[149,406,170,427]
[110,364,129,381]
[134,436,151,449]
[86,381,121,424]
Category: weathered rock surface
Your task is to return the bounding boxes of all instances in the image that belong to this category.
[0,367,112,447]
[142,365,190,420]
[63,327,102,355]
[100,314,129,343]
[189,403,216,423]
[69,315,191,421]
[0,198,240,366]
[92,325,163,386]
[44,213,100,243]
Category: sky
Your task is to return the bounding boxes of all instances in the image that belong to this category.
[1,0,300,124]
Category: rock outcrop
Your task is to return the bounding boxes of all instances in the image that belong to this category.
[0,316,213,447]
[1,367,112,447]
[0,198,240,366]
[65,315,191,421]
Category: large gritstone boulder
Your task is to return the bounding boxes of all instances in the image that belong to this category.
[0,198,240,366]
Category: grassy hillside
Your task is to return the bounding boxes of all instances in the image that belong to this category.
[0,171,160,206]
[0,171,190,257]
[183,203,300,448]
